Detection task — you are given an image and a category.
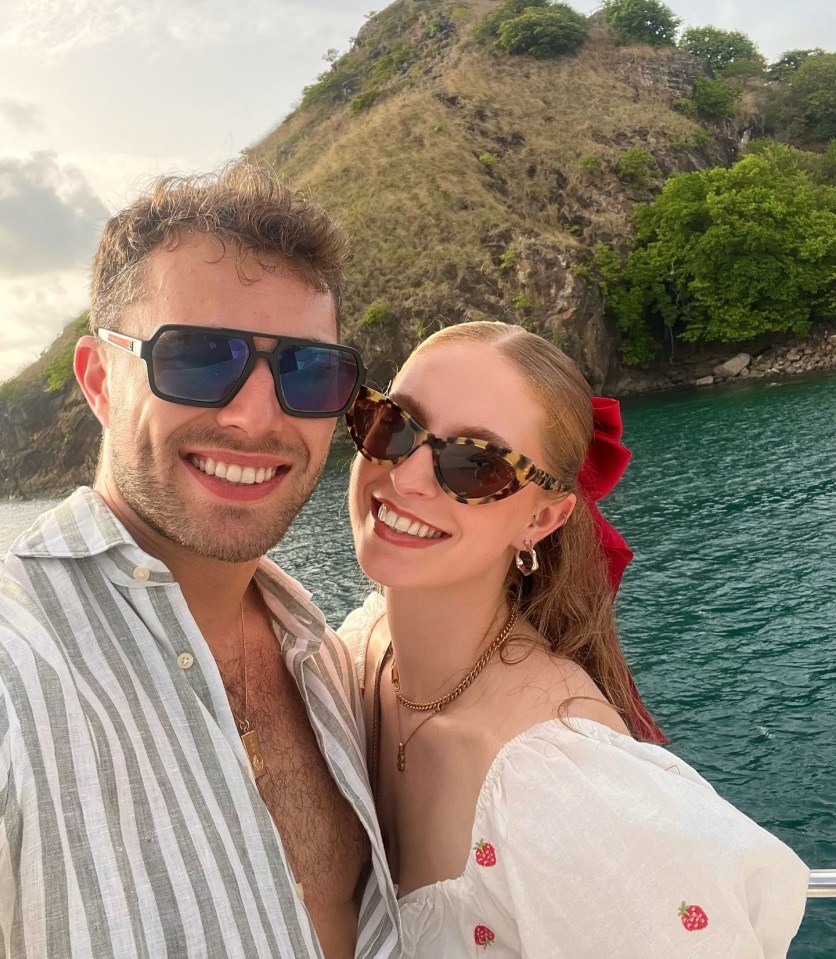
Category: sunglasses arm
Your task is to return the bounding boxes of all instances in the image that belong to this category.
[97,328,144,357]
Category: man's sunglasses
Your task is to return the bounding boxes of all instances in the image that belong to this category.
[98,325,365,417]
[346,386,567,504]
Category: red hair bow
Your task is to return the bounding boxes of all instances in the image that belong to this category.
[579,397,668,745]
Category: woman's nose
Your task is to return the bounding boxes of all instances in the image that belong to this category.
[389,442,438,499]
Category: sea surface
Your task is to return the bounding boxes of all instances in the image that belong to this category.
[2,375,834,956]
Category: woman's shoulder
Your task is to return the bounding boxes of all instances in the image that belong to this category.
[337,592,386,692]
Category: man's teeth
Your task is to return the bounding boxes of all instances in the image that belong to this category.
[191,456,278,486]
[377,504,444,539]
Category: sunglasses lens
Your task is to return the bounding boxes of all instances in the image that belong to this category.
[152,330,249,403]
[279,346,360,414]
[438,445,516,499]
[352,394,415,460]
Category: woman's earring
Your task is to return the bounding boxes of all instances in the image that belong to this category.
[515,539,539,576]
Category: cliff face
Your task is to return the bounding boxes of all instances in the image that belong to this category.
[1,0,754,497]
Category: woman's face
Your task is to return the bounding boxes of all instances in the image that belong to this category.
[348,341,569,592]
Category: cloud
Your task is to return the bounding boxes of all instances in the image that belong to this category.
[2,0,364,55]
[0,269,90,382]
[0,151,109,277]
[0,97,45,132]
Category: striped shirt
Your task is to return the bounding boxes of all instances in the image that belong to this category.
[0,487,400,959]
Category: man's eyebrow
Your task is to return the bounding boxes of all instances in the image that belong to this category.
[391,391,512,448]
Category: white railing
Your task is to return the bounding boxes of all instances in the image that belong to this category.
[808,870,836,899]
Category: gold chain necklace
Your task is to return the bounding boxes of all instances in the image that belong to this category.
[232,600,267,781]
[384,602,518,772]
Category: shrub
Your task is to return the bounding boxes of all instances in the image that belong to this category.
[692,76,739,120]
[765,48,825,83]
[579,153,604,178]
[474,0,549,44]
[768,52,836,143]
[615,147,660,187]
[44,349,76,393]
[478,152,498,168]
[672,97,696,118]
[679,26,764,75]
[499,248,518,271]
[361,301,390,327]
[513,292,535,311]
[494,5,588,59]
[601,0,680,47]
[348,90,377,117]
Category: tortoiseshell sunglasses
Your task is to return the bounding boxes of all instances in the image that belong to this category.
[346,386,568,504]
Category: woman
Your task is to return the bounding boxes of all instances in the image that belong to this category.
[339,321,808,957]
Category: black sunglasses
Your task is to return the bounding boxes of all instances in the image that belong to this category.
[346,386,567,504]
[98,324,365,417]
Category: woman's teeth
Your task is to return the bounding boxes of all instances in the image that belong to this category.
[377,503,444,539]
[191,456,278,486]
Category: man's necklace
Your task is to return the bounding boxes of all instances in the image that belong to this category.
[232,601,267,780]
[372,603,518,777]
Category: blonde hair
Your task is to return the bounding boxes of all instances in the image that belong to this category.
[410,321,646,738]
[90,162,346,334]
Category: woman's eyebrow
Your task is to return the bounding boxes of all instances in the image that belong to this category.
[391,391,512,448]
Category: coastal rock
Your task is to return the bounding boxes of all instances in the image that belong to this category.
[713,353,751,379]
[695,375,715,386]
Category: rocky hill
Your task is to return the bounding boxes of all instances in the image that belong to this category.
[0,0,776,498]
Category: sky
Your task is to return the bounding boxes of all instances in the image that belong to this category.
[1,0,835,384]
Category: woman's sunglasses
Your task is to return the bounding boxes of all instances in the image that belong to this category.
[346,386,567,504]
[98,324,365,417]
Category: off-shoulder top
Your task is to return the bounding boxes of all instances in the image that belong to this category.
[339,594,809,958]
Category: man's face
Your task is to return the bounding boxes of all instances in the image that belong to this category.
[98,234,339,563]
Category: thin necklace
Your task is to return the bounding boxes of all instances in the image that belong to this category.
[382,602,518,772]
[234,600,267,780]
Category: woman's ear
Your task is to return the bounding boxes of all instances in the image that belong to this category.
[74,336,112,428]
[517,493,577,550]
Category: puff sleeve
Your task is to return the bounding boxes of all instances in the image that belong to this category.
[468,720,808,959]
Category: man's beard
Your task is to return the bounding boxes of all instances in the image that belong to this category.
[109,424,326,563]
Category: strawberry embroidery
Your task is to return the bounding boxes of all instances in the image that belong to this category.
[474,925,495,948]
[473,839,497,868]
[678,902,709,932]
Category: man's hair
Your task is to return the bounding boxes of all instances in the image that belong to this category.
[90,162,347,334]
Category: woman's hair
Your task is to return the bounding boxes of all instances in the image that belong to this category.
[407,321,646,738]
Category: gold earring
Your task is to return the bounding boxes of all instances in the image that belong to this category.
[515,539,539,576]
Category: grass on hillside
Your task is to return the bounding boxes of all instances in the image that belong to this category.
[0,314,89,407]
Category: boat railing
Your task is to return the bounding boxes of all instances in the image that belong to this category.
[808,870,836,899]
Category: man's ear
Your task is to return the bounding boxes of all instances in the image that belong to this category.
[74,336,111,428]
[516,493,577,550]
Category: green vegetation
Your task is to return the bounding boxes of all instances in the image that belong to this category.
[361,300,391,327]
[478,152,498,167]
[0,313,89,408]
[615,147,660,187]
[601,0,680,47]
[692,76,739,120]
[679,26,763,76]
[476,0,588,60]
[499,248,518,270]
[589,147,836,363]
[766,48,825,83]
[766,52,836,143]
[513,292,535,311]
[349,90,377,117]
[579,153,604,178]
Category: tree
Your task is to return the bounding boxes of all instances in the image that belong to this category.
[601,0,681,47]
[770,52,836,143]
[766,47,825,82]
[495,5,588,59]
[599,150,836,361]
[474,0,549,43]
[679,26,763,75]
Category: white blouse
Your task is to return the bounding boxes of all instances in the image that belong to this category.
[340,595,809,959]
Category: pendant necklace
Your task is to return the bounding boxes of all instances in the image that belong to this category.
[384,602,518,773]
[233,600,267,780]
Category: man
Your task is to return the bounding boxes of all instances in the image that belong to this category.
[0,165,399,958]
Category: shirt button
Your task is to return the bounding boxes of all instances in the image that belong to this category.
[133,566,151,581]
[177,652,195,670]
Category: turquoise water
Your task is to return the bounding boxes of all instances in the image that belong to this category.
[2,376,834,954]
[270,375,836,958]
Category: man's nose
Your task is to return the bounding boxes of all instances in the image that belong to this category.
[214,358,285,435]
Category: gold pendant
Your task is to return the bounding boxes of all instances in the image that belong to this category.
[397,742,406,772]
[241,729,267,780]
